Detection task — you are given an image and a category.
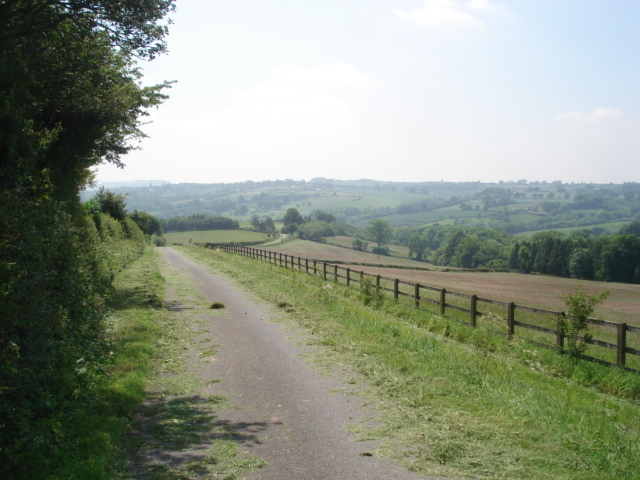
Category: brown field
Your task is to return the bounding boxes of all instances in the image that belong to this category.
[263,239,428,268]
[260,239,640,325]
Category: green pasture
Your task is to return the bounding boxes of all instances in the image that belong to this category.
[164,229,270,244]
[516,219,634,236]
[381,209,493,227]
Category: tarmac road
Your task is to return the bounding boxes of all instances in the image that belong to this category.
[159,247,440,480]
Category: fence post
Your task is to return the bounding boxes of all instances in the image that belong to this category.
[394,279,399,302]
[323,262,327,281]
[440,289,446,315]
[415,283,420,308]
[334,265,338,283]
[314,260,317,276]
[306,258,309,274]
[346,268,351,286]
[556,314,565,352]
[470,294,477,327]
[507,302,515,339]
[617,323,627,368]
[376,275,381,289]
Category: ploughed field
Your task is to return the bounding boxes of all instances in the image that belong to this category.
[261,238,640,326]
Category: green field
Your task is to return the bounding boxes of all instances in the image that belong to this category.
[164,229,270,244]
[380,209,494,227]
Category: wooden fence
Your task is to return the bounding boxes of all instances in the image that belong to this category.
[211,244,640,371]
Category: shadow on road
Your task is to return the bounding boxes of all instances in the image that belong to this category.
[125,393,276,479]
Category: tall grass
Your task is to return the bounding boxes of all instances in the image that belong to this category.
[180,245,640,479]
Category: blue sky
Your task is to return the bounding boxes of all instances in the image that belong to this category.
[96,0,640,185]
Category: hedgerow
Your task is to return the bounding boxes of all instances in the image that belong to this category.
[0,180,147,478]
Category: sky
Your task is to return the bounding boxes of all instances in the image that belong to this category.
[96,0,640,185]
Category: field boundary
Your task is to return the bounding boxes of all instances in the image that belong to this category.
[211,244,639,371]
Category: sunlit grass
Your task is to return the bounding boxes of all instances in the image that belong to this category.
[179,245,640,480]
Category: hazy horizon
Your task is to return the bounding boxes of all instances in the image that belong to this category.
[96,1,640,186]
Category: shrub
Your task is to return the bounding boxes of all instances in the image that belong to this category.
[1,185,111,474]
[360,278,384,307]
[559,285,610,360]
[372,246,390,256]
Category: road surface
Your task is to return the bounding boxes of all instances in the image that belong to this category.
[156,247,440,480]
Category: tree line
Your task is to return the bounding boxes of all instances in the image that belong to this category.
[395,223,640,284]
[161,214,239,232]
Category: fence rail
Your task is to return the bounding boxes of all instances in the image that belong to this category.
[209,243,639,371]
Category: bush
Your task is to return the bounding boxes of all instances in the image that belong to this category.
[372,246,390,256]
[559,285,610,359]
[360,278,384,307]
[0,181,148,476]
[152,233,167,246]
[1,185,112,474]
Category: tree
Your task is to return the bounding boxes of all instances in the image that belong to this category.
[408,234,429,261]
[129,210,163,236]
[619,221,640,237]
[600,235,640,283]
[315,210,336,223]
[93,187,127,222]
[299,221,333,242]
[352,239,368,251]
[569,248,593,280]
[365,219,393,248]
[0,1,174,203]
[264,217,276,235]
[0,1,175,59]
[283,207,304,227]
[518,245,531,273]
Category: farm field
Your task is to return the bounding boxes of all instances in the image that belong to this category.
[256,239,640,326]
[164,229,270,244]
[345,266,640,326]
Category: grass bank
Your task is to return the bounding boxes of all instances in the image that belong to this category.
[178,245,640,480]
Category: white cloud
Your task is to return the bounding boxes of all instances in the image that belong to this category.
[267,63,373,88]
[465,0,500,12]
[556,107,623,133]
[394,0,511,28]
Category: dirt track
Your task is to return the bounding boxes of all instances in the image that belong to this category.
[156,247,438,480]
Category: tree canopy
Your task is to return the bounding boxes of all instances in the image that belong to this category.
[366,219,393,247]
[0,0,175,202]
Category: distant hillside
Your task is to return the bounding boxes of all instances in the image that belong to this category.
[86,179,640,235]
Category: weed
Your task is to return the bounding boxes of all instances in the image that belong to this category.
[210,302,225,309]
[360,277,384,307]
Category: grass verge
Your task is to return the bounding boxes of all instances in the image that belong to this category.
[177,245,640,480]
[33,247,264,479]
